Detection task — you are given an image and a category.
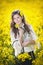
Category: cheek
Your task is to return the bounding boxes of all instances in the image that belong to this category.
[18,18,22,22]
[13,19,17,23]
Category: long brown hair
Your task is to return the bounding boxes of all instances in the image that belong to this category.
[10,10,30,38]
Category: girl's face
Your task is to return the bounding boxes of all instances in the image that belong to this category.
[13,14,22,25]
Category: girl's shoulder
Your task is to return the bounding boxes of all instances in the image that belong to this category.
[26,23,32,29]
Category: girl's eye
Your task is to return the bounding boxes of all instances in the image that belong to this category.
[17,17,19,18]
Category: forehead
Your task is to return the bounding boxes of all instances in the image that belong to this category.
[13,14,20,18]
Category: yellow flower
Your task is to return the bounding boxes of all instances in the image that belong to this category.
[8,55,14,61]
[32,60,35,63]
[22,58,25,62]
[20,11,23,16]
[15,24,19,28]
[17,53,31,62]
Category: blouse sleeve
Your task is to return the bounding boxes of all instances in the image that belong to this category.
[28,25,37,41]
[26,24,41,49]
[10,29,22,56]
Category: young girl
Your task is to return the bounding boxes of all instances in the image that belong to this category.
[10,10,37,65]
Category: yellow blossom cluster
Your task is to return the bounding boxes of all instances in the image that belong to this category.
[17,52,31,62]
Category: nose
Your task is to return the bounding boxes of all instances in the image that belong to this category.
[16,18,19,21]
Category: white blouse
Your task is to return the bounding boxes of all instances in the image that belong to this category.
[23,25,37,52]
[10,24,37,56]
[10,29,22,56]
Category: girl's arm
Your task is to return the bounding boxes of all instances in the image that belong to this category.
[21,40,36,47]
[19,28,36,47]
[21,25,37,47]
